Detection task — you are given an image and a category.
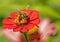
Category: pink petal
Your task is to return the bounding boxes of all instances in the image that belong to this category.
[38,19,51,40]
[48,24,57,36]
[39,18,50,33]
[2,29,20,42]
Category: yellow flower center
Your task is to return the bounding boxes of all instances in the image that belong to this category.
[14,13,28,25]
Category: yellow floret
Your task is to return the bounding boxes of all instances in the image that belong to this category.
[21,19,27,24]
[27,26,38,35]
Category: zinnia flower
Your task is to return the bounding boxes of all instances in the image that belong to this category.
[2,9,40,32]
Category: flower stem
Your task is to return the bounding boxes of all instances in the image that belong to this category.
[23,32,29,42]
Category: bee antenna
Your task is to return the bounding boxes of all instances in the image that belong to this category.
[26,5,30,10]
[16,8,22,15]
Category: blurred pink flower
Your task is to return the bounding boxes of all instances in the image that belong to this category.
[38,19,57,41]
[2,18,57,42]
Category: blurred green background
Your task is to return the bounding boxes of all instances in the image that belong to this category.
[0,0,60,42]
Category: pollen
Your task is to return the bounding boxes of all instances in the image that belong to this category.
[14,12,28,25]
